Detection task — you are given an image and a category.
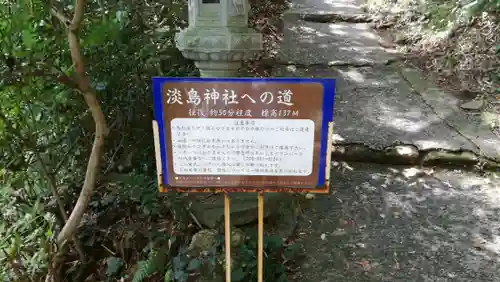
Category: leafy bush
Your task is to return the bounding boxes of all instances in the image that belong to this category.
[232,235,301,282]
[0,0,193,280]
[167,233,301,282]
[0,169,55,281]
[0,0,291,280]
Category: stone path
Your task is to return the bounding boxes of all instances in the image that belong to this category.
[287,0,365,16]
[271,0,500,280]
[274,65,475,153]
[274,0,500,162]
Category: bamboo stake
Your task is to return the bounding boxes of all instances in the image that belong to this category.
[257,192,264,282]
[224,193,231,282]
[152,121,163,191]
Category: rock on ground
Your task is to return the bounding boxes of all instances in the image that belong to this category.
[187,192,298,232]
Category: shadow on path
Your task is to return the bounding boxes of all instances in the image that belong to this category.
[295,163,500,282]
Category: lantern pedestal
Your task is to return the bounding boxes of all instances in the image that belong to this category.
[175,0,262,78]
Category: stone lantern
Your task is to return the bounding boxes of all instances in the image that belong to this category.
[173,1,297,235]
[175,0,263,77]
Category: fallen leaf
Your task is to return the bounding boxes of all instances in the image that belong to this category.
[332,228,346,236]
[357,259,371,271]
[461,99,484,110]
[472,237,486,250]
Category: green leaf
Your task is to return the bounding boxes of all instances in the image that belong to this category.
[277,272,288,282]
[173,255,186,271]
[231,267,246,282]
[283,243,300,260]
[246,259,257,269]
[173,270,188,282]
[164,269,172,282]
[105,256,123,277]
[22,29,36,49]
[45,227,53,239]
[264,235,283,251]
[132,259,152,282]
[186,258,201,272]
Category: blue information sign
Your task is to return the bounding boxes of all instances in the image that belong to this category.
[152,77,335,192]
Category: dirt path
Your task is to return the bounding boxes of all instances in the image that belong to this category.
[272,0,500,280]
[294,163,500,282]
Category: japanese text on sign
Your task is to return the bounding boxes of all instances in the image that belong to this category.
[186,108,300,118]
[166,88,294,106]
[171,118,315,176]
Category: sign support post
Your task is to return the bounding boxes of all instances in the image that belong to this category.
[224,193,231,282]
[258,192,264,282]
[223,192,264,282]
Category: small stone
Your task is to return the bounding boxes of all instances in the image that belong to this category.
[481,111,498,129]
[332,228,346,236]
[460,99,484,110]
[393,145,419,158]
[472,237,486,250]
[394,34,407,44]
[187,193,294,228]
[320,233,327,240]
[356,242,366,248]
[441,69,453,77]
[402,167,424,177]
[189,229,218,253]
[384,145,419,161]
[305,193,315,200]
[230,228,246,247]
[286,65,297,72]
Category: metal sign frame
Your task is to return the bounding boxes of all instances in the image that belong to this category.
[152,77,335,194]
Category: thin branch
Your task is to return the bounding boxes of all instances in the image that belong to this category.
[34,150,87,263]
[29,69,78,89]
[34,153,68,223]
[50,8,70,28]
[53,136,80,174]
[103,134,125,175]
[70,0,85,31]
[55,0,109,246]
[5,61,78,90]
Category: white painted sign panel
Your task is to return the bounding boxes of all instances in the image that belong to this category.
[170,118,315,176]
